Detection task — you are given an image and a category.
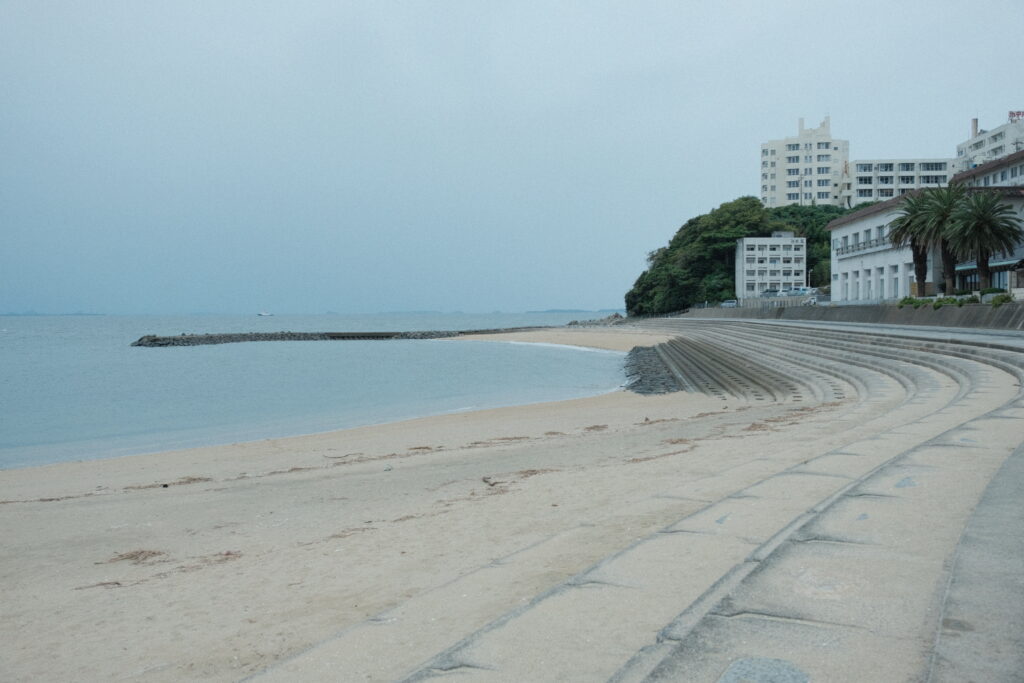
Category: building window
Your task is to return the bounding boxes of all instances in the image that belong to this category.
[803,193,812,199]
[762,173,768,180]
[817,167,830,174]
[878,176,893,184]
[817,154,831,162]
[786,143,800,151]
[899,162,915,171]
[817,192,830,199]
[920,175,946,184]
[899,175,915,184]
[817,142,830,149]
[804,155,813,163]
[858,189,873,197]
[857,177,873,185]
[856,163,873,172]
[770,161,776,167]
[787,169,799,176]
[770,149,776,156]
[804,180,813,187]
[920,162,947,171]
[990,131,1005,143]
[1012,166,1019,178]
[804,168,812,175]
[762,161,768,168]
[762,149,769,156]
[817,179,830,186]
[878,188,894,197]
[786,155,799,163]
[1000,170,1008,181]
[787,180,799,187]
[876,163,893,172]
[786,193,799,200]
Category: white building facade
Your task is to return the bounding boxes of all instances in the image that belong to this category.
[735,231,807,298]
[840,158,956,208]
[760,117,849,208]
[827,197,940,303]
[955,114,1024,173]
[950,150,1024,292]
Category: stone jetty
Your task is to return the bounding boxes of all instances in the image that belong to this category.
[130,327,550,347]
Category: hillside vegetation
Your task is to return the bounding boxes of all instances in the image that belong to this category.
[625,197,852,316]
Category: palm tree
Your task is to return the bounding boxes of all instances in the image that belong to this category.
[919,184,966,295]
[947,190,1024,291]
[888,192,931,296]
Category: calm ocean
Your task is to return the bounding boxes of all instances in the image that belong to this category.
[0,313,626,470]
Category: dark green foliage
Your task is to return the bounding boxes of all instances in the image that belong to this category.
[991,293,1015,307]
[980,287,1006,295]
[625,198,851,315]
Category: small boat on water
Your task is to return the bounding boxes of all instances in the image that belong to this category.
[257,312,273,317]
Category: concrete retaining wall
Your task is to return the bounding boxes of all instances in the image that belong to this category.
[679,302,1024,331]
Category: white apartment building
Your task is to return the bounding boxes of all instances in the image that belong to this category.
[955,113,1024,173]
[760,117,849,208]
[839,158,956,208]
[827,197,940,303]
[735,231,807,298]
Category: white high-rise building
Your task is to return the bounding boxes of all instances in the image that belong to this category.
[956,113,1024,172]
[760,117,849,208]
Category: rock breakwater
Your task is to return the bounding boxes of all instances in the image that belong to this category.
[130,327,550,347]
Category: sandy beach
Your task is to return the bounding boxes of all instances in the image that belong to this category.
[3,323,1022,681]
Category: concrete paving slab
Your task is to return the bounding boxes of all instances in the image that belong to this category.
[645,613,929,683]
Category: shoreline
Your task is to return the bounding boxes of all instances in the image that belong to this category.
[1,328,672,491]
[1,328,647,473]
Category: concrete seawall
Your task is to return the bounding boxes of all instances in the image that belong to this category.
[679,302,1024,331]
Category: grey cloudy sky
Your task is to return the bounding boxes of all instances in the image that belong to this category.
[2,0,1021,314]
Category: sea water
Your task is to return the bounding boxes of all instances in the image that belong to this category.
[0,313,626,469]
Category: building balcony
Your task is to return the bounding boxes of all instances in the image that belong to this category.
[835,237,892,257]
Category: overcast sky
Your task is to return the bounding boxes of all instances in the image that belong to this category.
[2,1,1021,314]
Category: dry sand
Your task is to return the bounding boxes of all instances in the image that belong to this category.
[2,326,1016,681]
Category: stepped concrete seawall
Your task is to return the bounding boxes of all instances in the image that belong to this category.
[678,302,1024,330]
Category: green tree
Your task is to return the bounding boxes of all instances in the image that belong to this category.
[947,191,1024,291]
[919,184,967,295]
[888,192,931,296]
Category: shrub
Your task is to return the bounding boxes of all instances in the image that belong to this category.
[980,287,1007,295]
[991,293,1015,308]
[954,289,973,296]
[933,297,958,310]
[962,295,980,304]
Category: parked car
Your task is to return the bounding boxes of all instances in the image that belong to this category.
[760,289,779,297]
[720,299,738,308]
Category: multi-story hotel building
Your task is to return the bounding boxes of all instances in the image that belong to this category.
[760,117,849,208]
[839,158,956,207]
[955,114,1024,173]
[735,231,807,298]
[828,149,1024,302]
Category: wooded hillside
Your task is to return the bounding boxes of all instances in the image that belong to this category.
[624,197,851,316]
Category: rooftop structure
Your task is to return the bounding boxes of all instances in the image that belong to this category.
[955,113,1024,173]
